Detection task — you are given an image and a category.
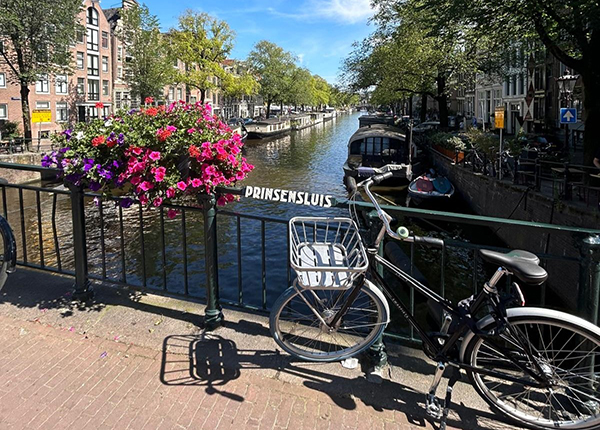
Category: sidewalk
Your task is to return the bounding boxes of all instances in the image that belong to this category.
[0,268,519,429]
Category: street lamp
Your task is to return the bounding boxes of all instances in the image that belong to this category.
[556,70,579,153]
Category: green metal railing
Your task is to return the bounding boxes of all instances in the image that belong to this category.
[0,162,599,340]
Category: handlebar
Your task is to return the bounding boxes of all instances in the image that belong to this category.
[356,172,444,247]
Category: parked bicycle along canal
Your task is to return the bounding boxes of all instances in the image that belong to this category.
[6,112,508,321]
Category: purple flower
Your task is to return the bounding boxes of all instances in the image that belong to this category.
[83,158,95,172]
[120,198,134,208]
[89,181,102,191]
[62,129,72,140]
[65,173,82,185]
[60,147,70,153]
[112,160,121,169]
[117,133,125,145]
[128,109,137,115]
[41,154,52,167]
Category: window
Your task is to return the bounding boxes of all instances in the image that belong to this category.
[55,75,68,94]
[35,101,50,109]
[117,67,122,79]
[0,73,5,88]
[190,96,196,104]
[56,103,68,122]
[36,74,49,93]
[88,107,98,119]
[102,80,109,96]
[117,46,122,62]
[87,28,98,51]
[87,55,98,76]
[116,92,121,109]
[102,56,108,72]
[0,104,6,120]
[168,87,175,100]
[76,28,85,44]
[101,31,108,49]
[88,80,99,101]
[77,77,85,95]
[77,52,84,69]
[87,7,98,26]
[177,88,182,101]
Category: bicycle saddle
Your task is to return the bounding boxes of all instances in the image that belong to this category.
[479,249,548,285]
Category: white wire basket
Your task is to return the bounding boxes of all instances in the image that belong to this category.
[289,217,369,289]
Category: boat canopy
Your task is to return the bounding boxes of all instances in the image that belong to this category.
[348,124,408,165]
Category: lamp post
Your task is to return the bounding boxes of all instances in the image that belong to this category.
[556,71,579,154]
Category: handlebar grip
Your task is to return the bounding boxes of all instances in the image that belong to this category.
[371,171,394,185]
[414,236,444,247]
[396,226,410,239]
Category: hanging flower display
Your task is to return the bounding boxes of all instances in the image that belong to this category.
[43,101,253,214]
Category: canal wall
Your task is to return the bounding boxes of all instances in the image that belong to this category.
[431,149,600,310]
[0,154,42,183]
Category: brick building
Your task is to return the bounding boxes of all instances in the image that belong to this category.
[0,0,114,137]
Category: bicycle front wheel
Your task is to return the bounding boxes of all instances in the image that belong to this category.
[270,280,389,362]
[463,307,600,429]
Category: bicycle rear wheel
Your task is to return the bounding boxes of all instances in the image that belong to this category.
[463,307,600,429]
[270,280,388,362]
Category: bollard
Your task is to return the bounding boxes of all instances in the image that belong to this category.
[66,182,93,301]
[201,194,223,330]
[578,235,600,326]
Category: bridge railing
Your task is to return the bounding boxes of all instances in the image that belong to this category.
[0,162,599,342]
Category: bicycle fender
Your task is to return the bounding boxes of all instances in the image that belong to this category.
[458,307,600,363]
[363,279,391,325]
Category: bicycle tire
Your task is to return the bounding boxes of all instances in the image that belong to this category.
[269,280,389,362]
[463,307,600,429]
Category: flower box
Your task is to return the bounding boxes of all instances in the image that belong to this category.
[432,144,464,162]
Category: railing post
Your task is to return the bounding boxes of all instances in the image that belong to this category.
[66,182,93,301]
[563,162,571,200]
[201,194,223,330]
[535,159,541,191]
[578,235,600,325]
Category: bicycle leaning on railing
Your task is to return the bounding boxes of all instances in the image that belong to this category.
[268,168,600,429]
[0,213,16,290]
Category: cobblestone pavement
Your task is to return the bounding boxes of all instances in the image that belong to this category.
[0,269,521,429]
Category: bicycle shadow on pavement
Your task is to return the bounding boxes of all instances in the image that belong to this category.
[159,327,513,430]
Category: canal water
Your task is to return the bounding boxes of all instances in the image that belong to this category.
[4,112,504,326]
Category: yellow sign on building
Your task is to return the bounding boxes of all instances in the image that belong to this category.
[32,109,51,123]
[494,106,505,129]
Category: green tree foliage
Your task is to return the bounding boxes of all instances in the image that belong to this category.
[0,0,82,138]
[167,10,235,103]
[247,40,296,117]
[221,61,259,99]
[282,67,313,110]
[419,0,600,162]
[310,75,331,109]
[119,3,172,103]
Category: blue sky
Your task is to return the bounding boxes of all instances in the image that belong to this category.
[106,0,377,84]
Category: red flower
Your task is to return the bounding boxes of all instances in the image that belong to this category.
[156,128,173,142]
[145,107,158,117]
[189,145,201,158]
[95,102,104,109]
[144,97,154,104]
[91,135,106,146]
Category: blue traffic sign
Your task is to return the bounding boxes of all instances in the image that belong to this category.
[560,108,577,124]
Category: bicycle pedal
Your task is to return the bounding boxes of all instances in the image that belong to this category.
[425,394,443,420]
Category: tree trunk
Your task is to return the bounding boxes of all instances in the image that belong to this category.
[19,82,31,140]
[200,89,206,104]
[408,97,413,118]
[266,100,272,118]
[420,93,427,123]
[436,74,449,130]
[581,66,600,165]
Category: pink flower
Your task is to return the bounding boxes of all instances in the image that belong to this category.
[203,165,217,177]
[132,147,143,156]
[139,181,153,191]
[130,176,142,185]
[230,145,241,155]
[235,171,246,180]
[139,194,149,205]
[217,196,227,206]
[167,209,178,219]
[149,151,161,161]
[191,178,202,188]
[177,181,187,191]
[166,125,177,132]
[201,149,213,160]
[153,197,163,207]
[226,193,235,203]
[187,128,196,135]
[155,172,165,182]
[227,154,238,166]
[166,187,176,198]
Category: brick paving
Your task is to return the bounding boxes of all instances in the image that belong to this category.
[0,269,520,429]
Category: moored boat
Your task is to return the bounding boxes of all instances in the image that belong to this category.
[290,114,313,131]
[245,118,291,139]
[343,124,414,193]
[407,170,454,205]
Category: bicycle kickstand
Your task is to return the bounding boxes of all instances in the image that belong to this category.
[439,367,462,430]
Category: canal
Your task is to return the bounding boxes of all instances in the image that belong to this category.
[3,112,511,331]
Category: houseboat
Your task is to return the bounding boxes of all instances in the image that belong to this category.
[358,114,396,128]
[310,112,324,125]
[245,118,292,139]
[290,114,313,131]
[343,124,414,193]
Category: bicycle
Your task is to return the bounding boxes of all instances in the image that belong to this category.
[269,168,600,429]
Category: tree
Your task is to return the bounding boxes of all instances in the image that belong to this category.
[119,3,172,103]
[0,0,82,139]
[283,67,313,110]
[419,0,600,163]
[167,10,235,103]
[310,75,331,109]
[221,61,259,99]
[247,40,296,117]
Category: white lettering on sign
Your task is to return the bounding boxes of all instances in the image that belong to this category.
[244,186,334,208]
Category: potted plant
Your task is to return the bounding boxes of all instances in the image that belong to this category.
[42,100,254,217]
